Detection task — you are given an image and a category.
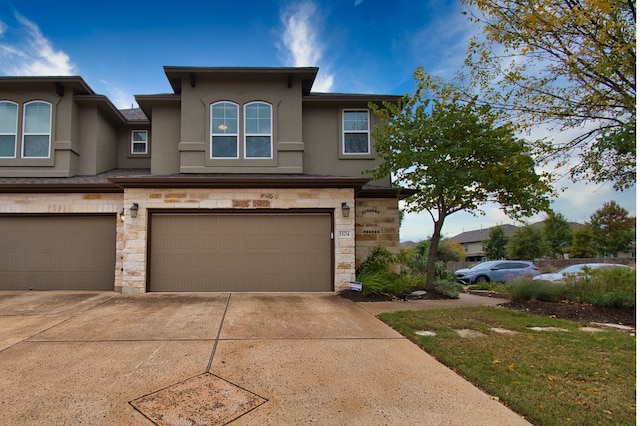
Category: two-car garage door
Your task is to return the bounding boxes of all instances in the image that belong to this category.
[149,212,333,292]
[0,212,333,292]
[0,215,116,291]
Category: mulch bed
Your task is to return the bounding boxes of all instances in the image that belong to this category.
[338,289,636,327]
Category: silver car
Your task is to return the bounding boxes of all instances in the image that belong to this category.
[533,263,629,284]
[455,260,540,284]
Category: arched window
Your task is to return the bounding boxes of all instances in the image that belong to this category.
[211,102,238,158]
[244,102,272,158]
[22,101,52,158]
[0,101,18,157]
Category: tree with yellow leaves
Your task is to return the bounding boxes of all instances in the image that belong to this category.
[463,0,635,190]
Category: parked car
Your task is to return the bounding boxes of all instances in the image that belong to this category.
[455,260,540,284]
[533,263,630,284]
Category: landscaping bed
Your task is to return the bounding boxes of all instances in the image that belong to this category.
[339,289,636,327]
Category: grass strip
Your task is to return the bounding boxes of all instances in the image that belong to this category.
[379,307,635,425]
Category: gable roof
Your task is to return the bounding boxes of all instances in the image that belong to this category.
[450,224,520,244]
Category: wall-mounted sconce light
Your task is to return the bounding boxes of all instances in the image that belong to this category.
[130,203,139,218]
[341,202,350,218]
[120,209,125,222]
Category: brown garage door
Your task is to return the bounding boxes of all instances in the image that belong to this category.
[149,212,333,292]
[0,215,116,290]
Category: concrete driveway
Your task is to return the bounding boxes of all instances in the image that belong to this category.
[0,291,529,425]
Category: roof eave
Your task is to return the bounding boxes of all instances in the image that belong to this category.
[0,183,122,194]
[108,175,370,189]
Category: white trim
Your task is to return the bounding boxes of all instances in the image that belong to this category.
[0,100,18,158]
[244,101,273,159]
[342,109,370,155]
[210,101,239,159]
[21,101,52,159]
[131,130,148,154]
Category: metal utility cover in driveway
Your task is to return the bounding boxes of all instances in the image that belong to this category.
[130,373,267,425]
[148,212,332,292]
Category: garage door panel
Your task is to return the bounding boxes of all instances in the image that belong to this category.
[149,213,332,292]
[0,215,116,290]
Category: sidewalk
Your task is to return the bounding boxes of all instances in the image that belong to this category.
[356,292,509,315]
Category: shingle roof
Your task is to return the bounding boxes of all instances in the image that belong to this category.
[450,224,520,244]
[120,108,148,121]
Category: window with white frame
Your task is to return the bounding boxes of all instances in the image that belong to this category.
[22,101,52,158]
[342,110,370,154]
[244,102,272,158]
[0,101,18,158]
[211,102,239,158]
[131,130,148,154]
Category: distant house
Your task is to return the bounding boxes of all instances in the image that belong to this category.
[449,224,520,261]
[448,221,635,261]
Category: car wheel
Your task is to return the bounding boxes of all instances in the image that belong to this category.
[475,276,489,284]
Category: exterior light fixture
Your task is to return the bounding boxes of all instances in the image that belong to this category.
[120,209,125,222]
[130,203,139,218]
[341,202,350,218]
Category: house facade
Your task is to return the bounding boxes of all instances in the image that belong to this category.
[0,67,411,293]
[450,224,520,261]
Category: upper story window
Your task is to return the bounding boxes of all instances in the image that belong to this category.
[211,102,239,158]
[22,101,52,158]
[244,102,272,158]
[342,110,370,155]
[0,101,18,158]
[131,130,148,154]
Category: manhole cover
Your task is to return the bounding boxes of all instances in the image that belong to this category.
[131,373,267,425]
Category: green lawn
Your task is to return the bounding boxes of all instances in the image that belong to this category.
[378,307,636,425]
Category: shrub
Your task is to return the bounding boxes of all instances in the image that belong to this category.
[356,246,397,276]
[356,247,405,296]
[356,269,405,296]
[405,251,427,275]
[434,278,461,298]
[434,261,457,282]
[468,282,506,292]
[506,279,569,303]
[566,266,635,308]
[397,271,425,288]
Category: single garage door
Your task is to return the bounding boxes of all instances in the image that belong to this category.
[149,212,333,292]
[0,215,116,290]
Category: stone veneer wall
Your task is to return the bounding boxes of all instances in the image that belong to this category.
[355,198,401,267]
[0,193,124,288]
[121,188,356,293]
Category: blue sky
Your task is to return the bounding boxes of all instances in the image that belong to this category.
[0,0,635,241]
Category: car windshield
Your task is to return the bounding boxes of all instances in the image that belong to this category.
[469,261,499,270]
[558,264,591,274]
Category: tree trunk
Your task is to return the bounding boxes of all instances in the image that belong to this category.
[424,219,445,290]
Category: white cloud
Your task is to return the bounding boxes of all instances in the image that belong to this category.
[0,14,75,76]
[278,1,334,92]
[409,4,475,77]
[97,80,137,110]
